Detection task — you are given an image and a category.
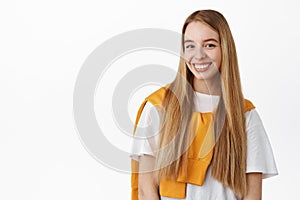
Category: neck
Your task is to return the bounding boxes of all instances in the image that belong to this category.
[193,76,221,95]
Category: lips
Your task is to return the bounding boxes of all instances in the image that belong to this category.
[193,62,212,72]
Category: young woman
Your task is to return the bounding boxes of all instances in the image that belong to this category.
[131,10,278,200]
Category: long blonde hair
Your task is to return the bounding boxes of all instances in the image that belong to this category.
[155,10,247,198]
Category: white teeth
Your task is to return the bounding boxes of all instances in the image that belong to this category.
[194,63,210,69]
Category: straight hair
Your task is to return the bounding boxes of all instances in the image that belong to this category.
[155,10,247,198]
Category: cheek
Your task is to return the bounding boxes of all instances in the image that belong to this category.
[184,59,194,73]
[183,51,193,62]
[216,51,222,68]
[183,48,198,61]
[208,50,222,68]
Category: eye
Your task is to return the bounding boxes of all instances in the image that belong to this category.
[185,44,195,49]
[204,43,217,49]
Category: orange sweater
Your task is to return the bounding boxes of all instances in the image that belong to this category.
[131,87,255,199]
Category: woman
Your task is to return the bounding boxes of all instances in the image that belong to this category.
[131,10,278,200]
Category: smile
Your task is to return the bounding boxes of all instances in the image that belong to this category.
[193,62,212,72]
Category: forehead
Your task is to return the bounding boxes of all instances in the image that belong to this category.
[184,21,219,42]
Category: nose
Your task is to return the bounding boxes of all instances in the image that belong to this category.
[194,46,206,60]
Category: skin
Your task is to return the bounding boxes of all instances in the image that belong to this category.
[138,21,263,200]
[243,173,263,200]
[184,21,222,95]
[138,155,159,200]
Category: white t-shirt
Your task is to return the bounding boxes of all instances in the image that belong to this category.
[130,91,278,200]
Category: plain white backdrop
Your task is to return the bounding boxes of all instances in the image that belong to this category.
[1,0,299,199]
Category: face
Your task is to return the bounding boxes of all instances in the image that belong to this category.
[183,21,222,80]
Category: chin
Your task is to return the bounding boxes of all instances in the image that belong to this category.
[192,72,208,80]
[193,73,218,81]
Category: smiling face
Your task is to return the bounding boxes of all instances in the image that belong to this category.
[183,21,222,81]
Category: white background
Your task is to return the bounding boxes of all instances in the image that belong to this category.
[1,0,299,199]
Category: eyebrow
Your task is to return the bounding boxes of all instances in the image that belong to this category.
[184,38,219,43]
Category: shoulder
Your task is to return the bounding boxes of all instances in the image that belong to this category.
[243,99,261,128]
[244,98,255,112]
[145,85,169,107]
